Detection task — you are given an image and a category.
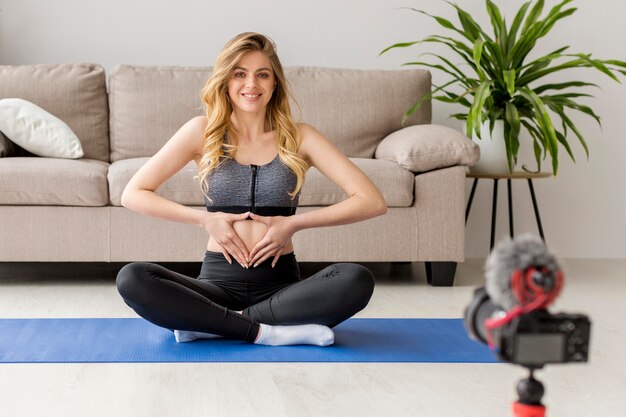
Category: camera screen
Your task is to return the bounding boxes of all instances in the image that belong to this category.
[514,333,566,365]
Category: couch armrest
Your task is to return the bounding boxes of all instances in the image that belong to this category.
[374,124,479,173]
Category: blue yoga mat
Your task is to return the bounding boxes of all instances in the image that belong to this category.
[0,318,498,364]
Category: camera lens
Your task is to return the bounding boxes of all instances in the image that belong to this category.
[464,287,500,344]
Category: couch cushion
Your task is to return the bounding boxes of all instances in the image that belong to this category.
[109,65,432,161]
[375,124,480,173]
[300,158,415,207]
[0,64,110,162]
[0,158,109,206]
[109,157,414,208]
[108,158,203,206]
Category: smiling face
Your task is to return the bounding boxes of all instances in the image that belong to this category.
[227,51,276,115]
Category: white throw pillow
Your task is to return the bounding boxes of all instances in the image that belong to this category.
[0,98,84,158]
[375,124,479,173]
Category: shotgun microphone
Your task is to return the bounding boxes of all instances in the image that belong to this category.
[485,234,562,312]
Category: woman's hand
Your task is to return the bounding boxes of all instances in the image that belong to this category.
[247,213,297,268]
[201,211,251,267]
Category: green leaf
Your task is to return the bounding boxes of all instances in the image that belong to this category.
[418,52,471,81]
[473,39,486,81]
[605,59,626,69]
[466,80,494,138]
[411,36,474,68]
[542,9,578,38]
[522,0,545,34]
[519,46,570,79]
[449,113,469,121]
[568,53,621,82]
[504,102,521,172]
[482,40,504,76]
[512,2,577,68]
[506,1,532,61]
[423,35,500,81]
[560,110,590,159]
[401,60,470,87]
[444,1,492,42]
[486,0,506,42]
[503,69,516,97]
[533,80,599,94]
[378,41,420,56]
[531,139,543,172]
[543,92,594,99]
[399,7,474,42]
[517,57,587,86]
[521,46,570,70]
[555,130,576,162]
[436,90,472,108]
[542,96,602,126]
[511,21,545,68]
[401,78,459,126]
[542,0,576,28]
[518,87,559,174]
[503,117,514,172]
[505,102,521,155]
[521,119,545,172]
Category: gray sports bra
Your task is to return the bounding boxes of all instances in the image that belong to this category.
[203,152,300,217]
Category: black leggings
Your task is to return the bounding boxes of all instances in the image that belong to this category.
[116,251,375,342]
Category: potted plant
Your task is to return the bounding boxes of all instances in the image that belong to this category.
[380,0,626,174]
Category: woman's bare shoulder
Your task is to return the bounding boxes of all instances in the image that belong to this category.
[184,116,208,158]
[296,122,314,134]
[189,115,208,134]
[296,122,315,164]
[296,122,319,144]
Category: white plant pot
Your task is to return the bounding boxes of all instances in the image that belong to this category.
[469,119,511,175]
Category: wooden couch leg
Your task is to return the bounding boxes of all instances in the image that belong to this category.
[425,262,457,286]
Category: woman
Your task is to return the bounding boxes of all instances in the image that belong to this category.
[116,32,387,347]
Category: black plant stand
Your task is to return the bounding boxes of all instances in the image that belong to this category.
[465,171,551,252]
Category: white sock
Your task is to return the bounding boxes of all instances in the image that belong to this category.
[254,323,335,347]
[174,329,222,343]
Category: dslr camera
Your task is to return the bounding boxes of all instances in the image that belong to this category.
[465,287,591,367]
[463,235,591,369]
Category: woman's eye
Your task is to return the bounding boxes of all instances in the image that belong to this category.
[258,73,269,79]
[234,72,245,78]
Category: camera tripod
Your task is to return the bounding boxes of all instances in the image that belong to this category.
[512,368,546,417]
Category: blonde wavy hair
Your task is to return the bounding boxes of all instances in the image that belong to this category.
[195,32,307,200]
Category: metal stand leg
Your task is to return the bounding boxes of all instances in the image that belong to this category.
[490,179,498,251]
[527,179,546,242]
[465,178,479,225]
[507,179,514,238]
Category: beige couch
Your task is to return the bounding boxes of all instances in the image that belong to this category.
[0,64,478,286]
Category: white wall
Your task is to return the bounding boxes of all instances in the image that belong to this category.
[1,0,625,258]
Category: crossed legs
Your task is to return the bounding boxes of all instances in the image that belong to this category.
[116,261,374,346]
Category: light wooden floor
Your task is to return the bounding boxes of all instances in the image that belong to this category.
[0,259,624,417]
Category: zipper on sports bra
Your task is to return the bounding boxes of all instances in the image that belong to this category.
[250,164,258,214]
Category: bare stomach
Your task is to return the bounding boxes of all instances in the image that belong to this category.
[206,219,294,256]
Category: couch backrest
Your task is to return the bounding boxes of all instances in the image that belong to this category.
[0,64,110,162]
[108,65,209,162]
[287,67,431,158]
[108,65,431,161]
